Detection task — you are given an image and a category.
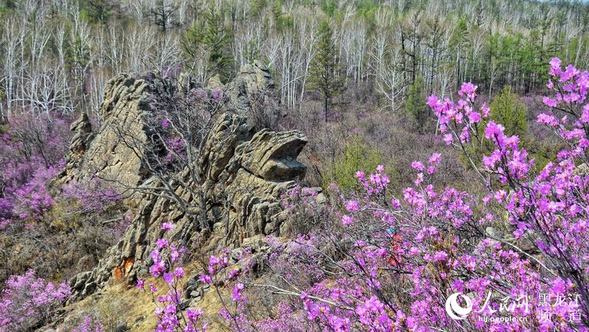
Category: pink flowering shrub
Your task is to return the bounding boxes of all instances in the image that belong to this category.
[61,179,122,214]
[0,112,70,227]
[140,226,271,331]
[71,314,104,332]
[201,249,253,332]
[427,59,589,326]
[137,223,207,332]
[0,197,13,229]
[11,163,62,222]
[210,88,224,104]
[212,59,589,331]
[0,270,71,331]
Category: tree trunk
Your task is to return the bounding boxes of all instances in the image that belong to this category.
[324,96,329,122]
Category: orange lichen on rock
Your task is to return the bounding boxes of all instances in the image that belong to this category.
[113,258,134,281]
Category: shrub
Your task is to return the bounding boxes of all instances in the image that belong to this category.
[137,223,207,332]
[463,85,529,168]
[71,314,104,332]
[0,270,70,331]
[11,164,61,222]
[405,76,429,131]
[0,184,127,285]
[0,112,70,227]
[325,136,382,191]
[489,85,528,139]
[63,181,120,212]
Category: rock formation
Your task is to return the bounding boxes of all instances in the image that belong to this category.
[67,63,311,300]
[56,74,175,190]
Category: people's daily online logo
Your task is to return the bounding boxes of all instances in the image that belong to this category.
[444,291,582,323]
[445,292,473,320]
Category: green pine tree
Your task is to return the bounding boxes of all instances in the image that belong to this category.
[405,76,428,131]
[490,86,528,138]
[320,0,337,17]
[272,0,293,32]
[81,0,114,24]
[182,9,235,83]
[326,137,383,191]
[308,20,344,122]
[1,0,16,11]
[465,85,529,167]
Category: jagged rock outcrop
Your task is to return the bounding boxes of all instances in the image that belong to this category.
[65,113,93,166]
[56,74,174,190]
[68,64,311,300]
[224,61,281,129]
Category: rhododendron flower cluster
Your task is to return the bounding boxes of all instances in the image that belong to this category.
[427,59,589,322]
[355,165,390,195]
[138,223,207,332]
[0,270,71,331]
[210,88,224,103]
[0,112,70,227]
[11,163,62,222]
[72,314,104,332]
[198,249,260,332]
[61,179,121,213]
[140,227,259,331]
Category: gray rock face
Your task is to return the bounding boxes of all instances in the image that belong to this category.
[238,129,307,181]
[56,74,175,190]
[68,65,311,300]
[65,112,93,167]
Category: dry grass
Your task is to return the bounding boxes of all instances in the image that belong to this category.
[59,282,157,331]
[57,261,240,331]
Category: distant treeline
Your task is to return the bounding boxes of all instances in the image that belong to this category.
[1,0,588,119]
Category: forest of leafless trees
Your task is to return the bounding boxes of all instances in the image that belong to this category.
[2,0,589,122]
